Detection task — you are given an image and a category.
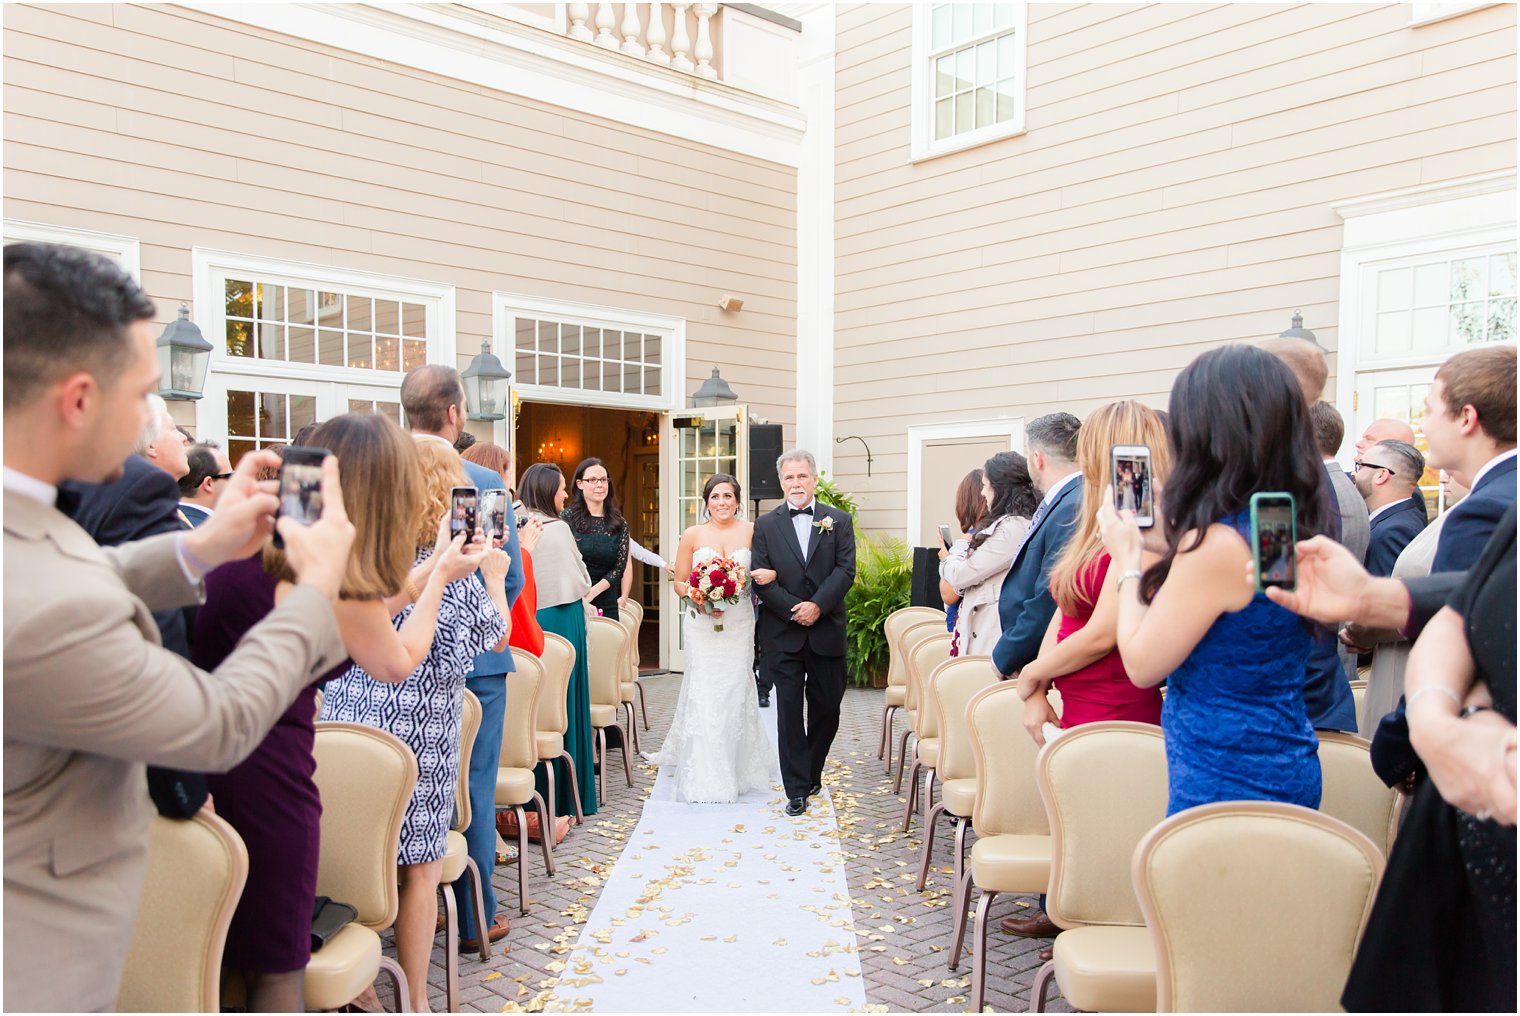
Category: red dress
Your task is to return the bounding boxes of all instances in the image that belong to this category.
[1053,553,1162,728]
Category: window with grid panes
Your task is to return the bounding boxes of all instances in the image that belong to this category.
[223,280,429,374]
[513,317,664,399]
[225,389,320,464]
[1367,249,1517,359]
[916,4,1026,159]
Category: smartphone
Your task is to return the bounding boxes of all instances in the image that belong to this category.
[479,488,508,542]
[272,447,326,550]
[450,486,479,542]
[1250,492,1298,592]
[937,523,954,550]
[1110,444,1155,528]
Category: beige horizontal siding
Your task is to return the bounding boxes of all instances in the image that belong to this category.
[833,1,1515,535]
[4,3,798,434]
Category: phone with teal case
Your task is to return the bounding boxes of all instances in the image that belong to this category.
[1250,492,1297,592]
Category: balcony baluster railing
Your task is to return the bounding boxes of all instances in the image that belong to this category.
[566,3,723,83]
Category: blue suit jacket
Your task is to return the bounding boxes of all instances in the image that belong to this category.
[990,478,1082,676]
[179,502,212,528]
[461,458,524,676]
[1365,498,1427,578]
[1430,454,1516,573]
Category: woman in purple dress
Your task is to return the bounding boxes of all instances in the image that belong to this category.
[194,414,483,1012]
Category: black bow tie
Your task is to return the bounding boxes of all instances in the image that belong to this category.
[789,505,813,518]
[54,485,81,518]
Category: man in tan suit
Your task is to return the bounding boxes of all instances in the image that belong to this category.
[3,243,356,1011]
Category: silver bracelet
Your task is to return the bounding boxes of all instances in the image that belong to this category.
[1407,685,1463,714]
[1115,569,1143,591]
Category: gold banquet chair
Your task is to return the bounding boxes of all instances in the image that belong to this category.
[531,637,587,828]
[620,599,650,731]
[1133,801,1385,1012]
[880,606,946,772]
[587,616,635,798]
[1316,731,1405,857]
[893,618,951,788]
[117,811,249,1012]
[612,608,642,752]
[951,683,1054,1011]
[900,630,955,832]
[439,690,492,1012]
[915,655,999,894]
[1029,722,1168,1013]
[306,722,417,1012]
[498,660,557,914]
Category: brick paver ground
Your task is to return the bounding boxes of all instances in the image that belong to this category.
[396,676,1072,1013]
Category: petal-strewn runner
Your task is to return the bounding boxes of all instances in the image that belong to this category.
[551,705,869,1012]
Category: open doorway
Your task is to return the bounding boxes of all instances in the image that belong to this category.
[515,401,663,669]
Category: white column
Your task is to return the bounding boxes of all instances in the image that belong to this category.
[567,3,593,41]
[692,3,717,79]
[620,3,646,57]
[794,4,836,473]
[669,3,693,73]
[645,2,669,65]
[593,2,618,48]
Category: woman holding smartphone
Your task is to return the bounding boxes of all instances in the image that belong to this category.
[1097,345,1331,814]
[1017,401,1170,743]
[319,440,511,1012]
[520,461,599,820]
[938,452,1040,657]
[194,414,483,1012]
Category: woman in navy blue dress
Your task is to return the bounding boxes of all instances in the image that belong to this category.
[1097,345,1333,814]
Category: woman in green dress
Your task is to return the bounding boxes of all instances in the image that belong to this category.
[519,462,598,819]
[563,457,630,622]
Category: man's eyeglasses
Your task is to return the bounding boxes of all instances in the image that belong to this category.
[1353,460,1396,475]
[211,472,234,481]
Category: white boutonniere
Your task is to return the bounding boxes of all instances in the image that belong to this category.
[813,515,834,533]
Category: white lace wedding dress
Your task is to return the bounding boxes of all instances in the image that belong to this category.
[646,547,779,803]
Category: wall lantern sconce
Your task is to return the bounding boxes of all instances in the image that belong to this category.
[692,366,739,408]
[156,304,213,401]
[462,339,511,421]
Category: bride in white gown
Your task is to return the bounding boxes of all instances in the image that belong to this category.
[645,473,780,803]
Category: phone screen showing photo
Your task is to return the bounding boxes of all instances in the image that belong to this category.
[273,448,324,550]
[1112,448,1154,527]
[480,489,507,541]
[450,487,479,541]
[1255,500,1296,589]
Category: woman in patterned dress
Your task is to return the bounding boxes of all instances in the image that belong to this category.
[320,439,511,1012]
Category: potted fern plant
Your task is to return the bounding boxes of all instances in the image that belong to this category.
[844,533,912,688]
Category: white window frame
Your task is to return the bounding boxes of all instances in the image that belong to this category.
[493,292,686,413]
[3,219,141,282]
[1409,2,1496,27]
[1332,172,1517,461]
[193,248,456,435]
[905,417,1024,545]
[910,3,1028,163]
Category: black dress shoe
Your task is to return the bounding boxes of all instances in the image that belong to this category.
[785,797,808,817]
[758,693,770,707]
[808,783,822,797]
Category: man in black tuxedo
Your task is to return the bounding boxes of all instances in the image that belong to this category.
[751,448,857,817]
[1354,439,1428,577]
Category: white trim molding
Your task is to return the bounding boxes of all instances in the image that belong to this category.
[1409,2,1496,27]
[492,291,687,414]
[905,417,1024,545]
[3,219,141,282]
[794,2,836,472]
[187,3,806,167]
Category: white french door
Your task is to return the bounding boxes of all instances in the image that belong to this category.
[201,375,403,464]
[1353,368,1443,513]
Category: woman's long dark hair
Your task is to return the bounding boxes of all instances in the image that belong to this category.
[566,456,626,530]
[1139,344,1332,604]
[972,450,1040,551]
[518,462,564,517]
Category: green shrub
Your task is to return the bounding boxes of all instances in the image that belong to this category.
[814,470,860,523]
[845,533,913,687]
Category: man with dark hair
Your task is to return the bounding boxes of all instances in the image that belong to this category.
[400,362,524,952]
[178,442,232,528]
[1355,439,1428,578]
[3,243,352,1011]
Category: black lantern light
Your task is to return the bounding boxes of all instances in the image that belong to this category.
[692,366,738,408]
[156,304,213,401]
[1278,311,1319,345]
[462,339,511,421]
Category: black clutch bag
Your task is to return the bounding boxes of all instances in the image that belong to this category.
[311,895,358,952]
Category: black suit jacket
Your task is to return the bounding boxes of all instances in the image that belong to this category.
[1365,498,1427,578]
[751,501,857,657]
[62,454,208,817]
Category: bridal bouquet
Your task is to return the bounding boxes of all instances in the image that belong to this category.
[686,556,749,632]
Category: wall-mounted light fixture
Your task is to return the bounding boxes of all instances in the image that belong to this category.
[718,294,744,312]
[835,435,875,477]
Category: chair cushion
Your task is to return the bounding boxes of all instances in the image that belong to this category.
[440,829,468,884]
[917,738,940,770]
[886,686,906,707]
[590,704,619,727]
[304,923,382,1011]
[941,777,976,818]
[970,834,1051,894]
[494,767,536,807]
[536,731,563,758]
[1052,925,1156,1013]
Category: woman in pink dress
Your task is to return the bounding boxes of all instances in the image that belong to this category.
[1017,400,1171,739]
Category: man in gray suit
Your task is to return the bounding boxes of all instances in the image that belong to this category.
[1311,400,1371,565]
[3,243,355,1011]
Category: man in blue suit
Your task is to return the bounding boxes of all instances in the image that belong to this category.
[401,364,525,952]
[1354,439,1428,578]
[176,442,231,528]
[1370,344,1515,787]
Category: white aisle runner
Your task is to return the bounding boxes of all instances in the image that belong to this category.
[551,705,869,1012]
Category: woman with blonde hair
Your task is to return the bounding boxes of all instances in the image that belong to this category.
[320,438,512,1012]
[1019,400,1171,743]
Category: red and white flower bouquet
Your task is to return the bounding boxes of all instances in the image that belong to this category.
[685,555,749,632]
